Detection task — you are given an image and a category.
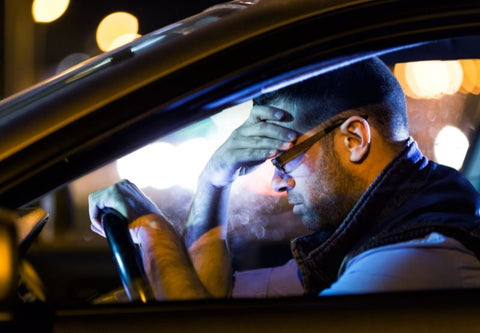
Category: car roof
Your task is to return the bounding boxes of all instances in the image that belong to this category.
[0,0,479,207]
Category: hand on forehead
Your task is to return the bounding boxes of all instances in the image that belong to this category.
[250,104,293,122]
[249,104,307,140]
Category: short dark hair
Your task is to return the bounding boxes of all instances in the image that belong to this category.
[253,57,408,142]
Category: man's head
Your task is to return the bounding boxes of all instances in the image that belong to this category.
[254,57,408,140]
[253,57,409,230]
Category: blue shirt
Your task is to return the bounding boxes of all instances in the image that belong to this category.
[232,232,480,297]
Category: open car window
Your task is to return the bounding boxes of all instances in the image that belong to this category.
[22,47,480,305]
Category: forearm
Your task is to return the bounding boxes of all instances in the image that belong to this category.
[183,175,232,247]
[187,226,232,297]
[182,174,233,296]
[133,215,210,300]
[179,102,294,297]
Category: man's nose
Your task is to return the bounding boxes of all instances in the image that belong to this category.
[272,171,295,192]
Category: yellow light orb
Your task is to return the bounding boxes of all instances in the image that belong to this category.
[460,59,480,95]
[96,12,139,52]
[0,229,13,299]
[459,60,477,94]
[473,60,480,94]
[393,63,420,99]
[444,61,464,95]
[406,61,447,99]
[404,60,463,99]
[32,0,70,23]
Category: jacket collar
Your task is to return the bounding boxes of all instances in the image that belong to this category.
[291,138,429,293]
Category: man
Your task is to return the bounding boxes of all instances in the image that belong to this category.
[89,57,480,300]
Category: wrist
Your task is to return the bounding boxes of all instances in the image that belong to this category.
[198,167,237,190]
[129,214,171,243]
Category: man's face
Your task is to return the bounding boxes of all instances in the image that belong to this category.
[269,101,366,231]
[276,138,365,231]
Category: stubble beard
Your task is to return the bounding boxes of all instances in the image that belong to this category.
[298,142,366,232]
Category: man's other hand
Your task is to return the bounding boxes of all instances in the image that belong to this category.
[89,179,162,240]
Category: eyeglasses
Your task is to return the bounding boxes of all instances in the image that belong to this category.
[271,118,348,174]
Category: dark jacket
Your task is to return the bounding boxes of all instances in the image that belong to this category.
[291,138,480,295]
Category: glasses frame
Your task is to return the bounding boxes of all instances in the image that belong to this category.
[271,115,367,174]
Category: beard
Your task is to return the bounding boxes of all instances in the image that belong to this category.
[290,139,367,231]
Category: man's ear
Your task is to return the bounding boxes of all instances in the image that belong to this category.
[339,116,371,163]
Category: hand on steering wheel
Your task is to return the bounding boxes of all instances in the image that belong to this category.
[101,207,154,302]
[89,180,157,302]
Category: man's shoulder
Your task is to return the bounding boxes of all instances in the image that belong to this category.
[348,232,480,284]
[426,160,479,196]
[320,232,480,295]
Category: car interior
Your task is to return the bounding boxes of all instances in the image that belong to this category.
[7,34,478,308]
[0,2,478,326]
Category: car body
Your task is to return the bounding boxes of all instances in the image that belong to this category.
[1,0,480,331]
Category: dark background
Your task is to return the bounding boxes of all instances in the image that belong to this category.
[1,0,222,99]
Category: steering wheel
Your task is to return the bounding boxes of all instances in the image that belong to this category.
[100,208,154,303]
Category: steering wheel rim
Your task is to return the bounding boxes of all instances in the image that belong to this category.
[101,208,154,303]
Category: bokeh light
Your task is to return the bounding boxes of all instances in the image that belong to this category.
[393,63,419,98]
[32,0,70,23]
[116,139,220,191]
[444,61,464,95]
[434,125,469,170]
[459,59,480,94]
[116,142,177,189]
[0,229,13,299]
[394,61,464,99]
[407,61,462,99]
[96,12,139,52]
[176,138,218,190]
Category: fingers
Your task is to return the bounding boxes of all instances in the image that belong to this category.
[231,148,281,164]
[88,181,127,220]
[88,179,161,238]
[235,121,297,145]
[248,105,293,123]
[230,138,293,154]
[202,105,297,186]
[243,105,297,148]
[226,115,297,160]
[88,188,113,238]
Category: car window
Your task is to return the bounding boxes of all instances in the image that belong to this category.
[22,52,480,305]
